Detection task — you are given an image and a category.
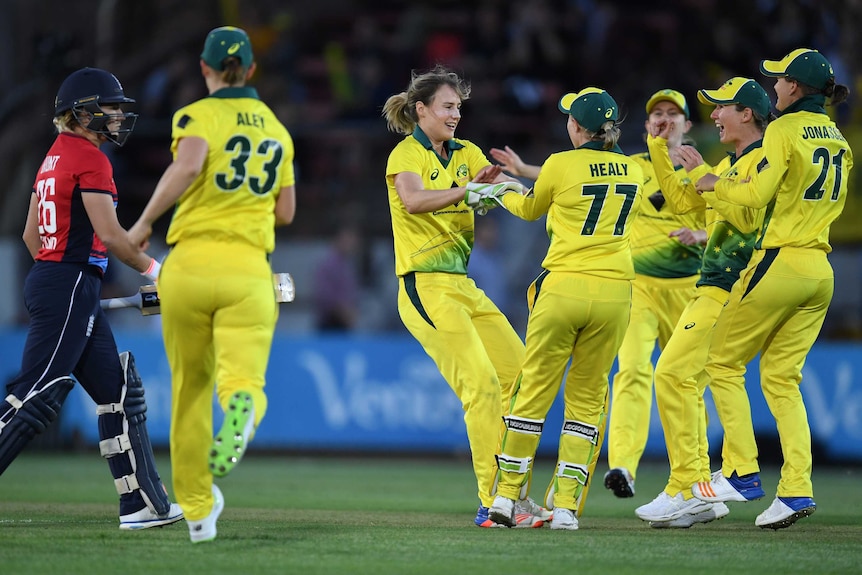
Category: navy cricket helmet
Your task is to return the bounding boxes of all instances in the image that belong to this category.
[54,67,138,146]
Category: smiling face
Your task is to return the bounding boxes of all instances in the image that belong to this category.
[645,100,690,147]
[710,103,750,144]
[416,84,461,144]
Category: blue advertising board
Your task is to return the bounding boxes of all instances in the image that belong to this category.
[1,330,860,461]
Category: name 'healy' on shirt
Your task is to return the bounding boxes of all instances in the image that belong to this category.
[800,125,846,141]
[589,162,629,177]
[237,112,265,128]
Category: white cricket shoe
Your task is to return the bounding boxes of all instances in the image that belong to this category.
[650,501,730,528]
[635,491,711,522]
[755,497,816,530]
[550,507,578,530]
[489,495,515,527]
[119,502,184,530]
[517,497,553,522]
[188,484,224,543]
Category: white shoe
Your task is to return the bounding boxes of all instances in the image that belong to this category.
[489,495,515,527]
[188,484,224,543]
[650,501,730,528]
[515,496,553,525]
[635,491,711,522]
[603,467,635,498]
[755,497,816,530]
[119,503,184,530]
[692,470,765,503]
[550,507,578,530]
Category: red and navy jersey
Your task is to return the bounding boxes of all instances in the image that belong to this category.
[31,133,116,273]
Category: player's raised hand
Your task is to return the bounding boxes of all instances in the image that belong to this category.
[649,120,674,139]
[695,173,720,193]
[669,227,707,246]
[472,164,503,184]
[489,145,526,177]
[672,145,705,171]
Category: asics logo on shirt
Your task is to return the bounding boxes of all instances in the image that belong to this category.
[430,169,439,180]
[684,322,696,330]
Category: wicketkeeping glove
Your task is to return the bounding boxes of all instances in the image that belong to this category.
[464,181,526,215]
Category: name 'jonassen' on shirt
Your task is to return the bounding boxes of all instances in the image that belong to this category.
[801,125,846,141]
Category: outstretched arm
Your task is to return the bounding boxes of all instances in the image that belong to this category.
[489,146,542,181]
[129,136,208,249]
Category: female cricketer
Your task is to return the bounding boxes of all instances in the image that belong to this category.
[129,26,296,543]
[1,67,182,530]
[636,77,771,528]
[487,87,644,531]
[382,65,550,528]
[693,49,853,530]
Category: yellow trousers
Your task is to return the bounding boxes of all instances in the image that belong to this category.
[398,272,524,508]
[160,239,277,520]
[707,248,833,497]
[654,285,726,497]
[497,271,631,512]
[608,274,698,479]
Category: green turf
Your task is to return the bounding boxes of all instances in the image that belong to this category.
[1,453,860,575]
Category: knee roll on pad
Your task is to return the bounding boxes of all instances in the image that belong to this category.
[0,377,75,475]
[97,351,170,516]
[503,415,544,435]
[561,419,600,445]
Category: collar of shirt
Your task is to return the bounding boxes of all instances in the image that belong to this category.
[209,86,260,100]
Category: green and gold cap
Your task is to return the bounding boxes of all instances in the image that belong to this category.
[697,77,771,118]
[201,26,254,70]
[558,87,619,133]
[760,48,833,90]
[645,89,690,119]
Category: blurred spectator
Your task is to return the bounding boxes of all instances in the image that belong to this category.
[469,213,511,317]
[313,225,362,331]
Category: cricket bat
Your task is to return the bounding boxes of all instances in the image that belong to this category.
[101,273,295,315]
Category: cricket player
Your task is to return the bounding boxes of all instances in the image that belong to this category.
[129,26,296,543]
[635,78,771,528]
[604,89,707,500]
[382,65,549,528]
[693,49,854,530]
[1,67,182,530]
[487,88,644,531]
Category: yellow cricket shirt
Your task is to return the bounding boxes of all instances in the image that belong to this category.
[712,97,854,252]
[501,142,644,280]
[166,86,295,253]
[385,127,490,276]
[628,152,705,278]
[648,135,763,292]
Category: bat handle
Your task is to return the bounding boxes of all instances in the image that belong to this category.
[100,295,140,310]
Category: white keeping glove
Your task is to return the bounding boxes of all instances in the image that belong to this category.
[464,181,526,214]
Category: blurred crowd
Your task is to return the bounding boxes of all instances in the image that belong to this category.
[0,0,860,336]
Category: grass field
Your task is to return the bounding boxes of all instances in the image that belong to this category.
[1,452,860,575]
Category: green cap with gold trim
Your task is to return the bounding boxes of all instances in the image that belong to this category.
[201,26,254,70]
[558,87,619,133]
[645,89,690,119]
[760,48,833,90]
[697,77,771,118]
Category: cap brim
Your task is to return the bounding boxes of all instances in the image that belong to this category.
[760,59,787,77]
[697,89,727,106]
[558,93,577,114]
